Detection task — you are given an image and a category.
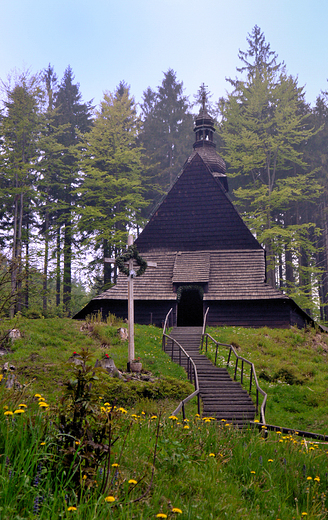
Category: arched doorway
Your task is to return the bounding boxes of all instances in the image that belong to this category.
[177,287,203,326]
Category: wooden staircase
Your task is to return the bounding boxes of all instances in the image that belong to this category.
[167,326,256,426]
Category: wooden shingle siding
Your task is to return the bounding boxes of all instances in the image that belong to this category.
[173,252,210,283]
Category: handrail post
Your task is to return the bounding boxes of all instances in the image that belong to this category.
[256,388,259,414]
[206,335,208,353]
[234,358,238,381]
[215,342,218,365]
[249,365,253,393]
[241,360,244,385]
[171,338,174,360]
[227,348,232,367]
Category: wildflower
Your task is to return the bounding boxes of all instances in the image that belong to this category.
[18,404,27,408]
[128,479,137,484]
[250,471,256,474]
[105,496,115,503]
[209,453,215,457]
[14,409,25,414]
[82,475,87,480]
[118,407,127,414]
[169,415,178,420]
[141,411,145,415]
[151,415,158,420]
[67,506,77,511]
[268,459,273,463]
[220,418,226,422]
[254,419,259,423]
[183,425,189,429]
[40,442,46,446]
[309,447,315,451]
[156,515,167,519]
[301,513,308,517]
[195,413,200,417]
[38,397,45,401]
[3,405,8,410]
[4,411,13,416]
[172,508,183,514]
[75,441,80,445]
[39,402,49,408]
[112,463,119,468]
[307,476,312,481]
[34,394,42,398]
[314,476,320,482]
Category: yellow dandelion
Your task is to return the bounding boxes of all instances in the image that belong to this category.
[112,463,119,468]
[75,441,80,445]
[67,506,77,511]
[183,425,189,429]
[156,515,167,519]
[40,442,46,446]
[151,415,158,419]
[141,411,145,415]
[38,397,45,401]
[314,476,320,482]
[172,508,183,514]
[195,413,200,417]
[276,431,282,435]
[301,513,308,517]
[209,453,215,457]
[169,415,178,420]
[105,496,115,503]
[14,409,25,414]
[251,471,256,474]
[104,402,110,406]
[309,447,315,451]
[82,475,87,480]
[253,419,259,423]
[3,405,8,410]
[4,411,13,416]
[39,402,49,408]
[268,459,273,463]
[128,479,137,484]
[307,476,312,481]
[118,407,127,414]
[18,404,27,408]
[34,394,42,398]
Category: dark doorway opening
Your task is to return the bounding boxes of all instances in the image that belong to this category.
[177,289,203,326]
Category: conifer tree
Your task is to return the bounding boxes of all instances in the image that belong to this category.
[53,66,93,315]
[0,71,42,316]
[140,69,193,203]
[219,27,320,314]
[79,82,146,290]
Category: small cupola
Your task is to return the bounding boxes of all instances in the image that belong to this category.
[186,89,228,192]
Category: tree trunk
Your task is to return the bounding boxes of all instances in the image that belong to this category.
[56,224,61,309]
[63,217,72,316]
[43,210,49,314]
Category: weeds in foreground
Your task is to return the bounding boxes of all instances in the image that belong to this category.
[0,351,328,520]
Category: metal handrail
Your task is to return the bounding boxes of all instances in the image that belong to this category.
[163,333,200,419]
[202,332,267,424]
[163,307,173,335]
[162,309,200,419]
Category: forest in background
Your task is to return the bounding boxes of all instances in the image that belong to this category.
[1,25,328,321]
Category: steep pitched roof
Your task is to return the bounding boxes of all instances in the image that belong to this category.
[136,153,262,253]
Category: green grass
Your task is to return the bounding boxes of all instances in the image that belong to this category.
[204,325,328,434]
[1,318,328,518]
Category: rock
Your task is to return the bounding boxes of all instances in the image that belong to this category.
[9,329,21,341]
[95,356,123,379]
[117,327,128,341]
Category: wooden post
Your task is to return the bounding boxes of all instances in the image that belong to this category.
[127,234,134,370]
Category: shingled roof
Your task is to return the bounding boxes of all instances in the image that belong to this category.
[136,154,261,253]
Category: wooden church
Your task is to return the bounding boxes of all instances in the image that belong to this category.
[74,104,313,329]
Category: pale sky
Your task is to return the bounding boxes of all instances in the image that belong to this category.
[0,0,327,110]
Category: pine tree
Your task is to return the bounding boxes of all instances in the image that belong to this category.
[140,69,193,201]
[79,82,147,290]
[219,27,320,314]
[0,71,42,316]
[53,66,93,315]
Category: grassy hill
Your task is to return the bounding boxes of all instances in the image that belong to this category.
[0,317,327,519]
